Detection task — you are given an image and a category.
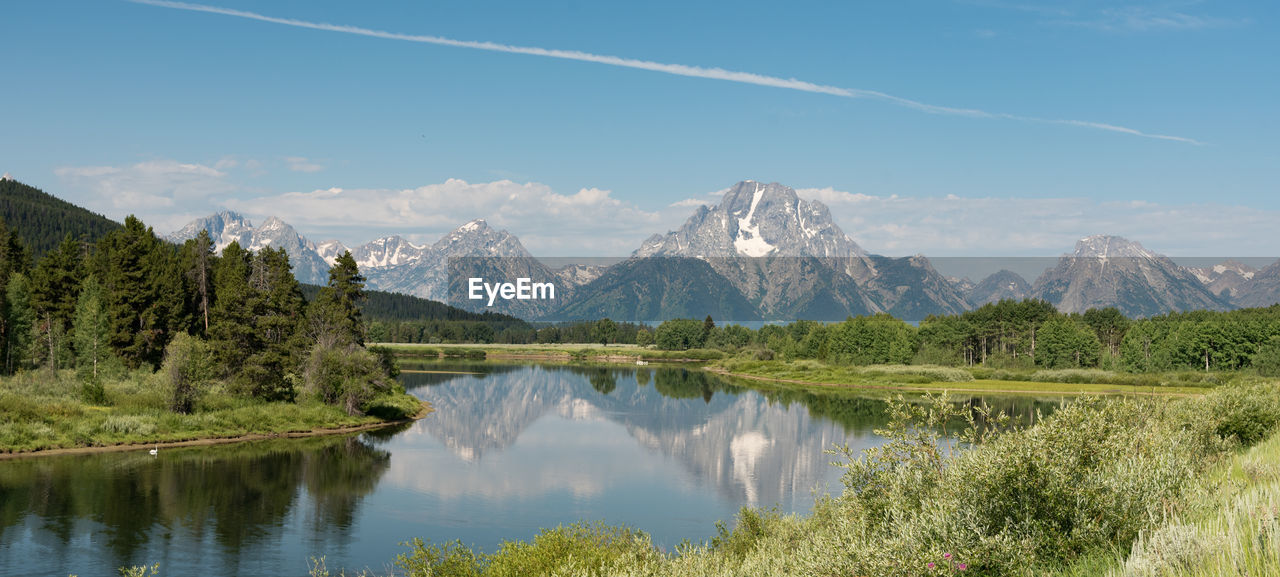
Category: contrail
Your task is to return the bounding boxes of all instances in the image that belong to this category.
[130,0,1202,145]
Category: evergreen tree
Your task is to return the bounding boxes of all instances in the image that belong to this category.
[595,318,618,346]
[207,241,257,373]
[30,235,84,368]
[73,275,111,402]
[238,246,307,400]
[30,235,84,330]
[94,216,180,368]
[0,218,30,373]
[307,251,366,346]
[5,272,33,373]
[180,230,216,334]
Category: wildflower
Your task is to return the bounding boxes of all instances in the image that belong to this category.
[927,562,935,569]
[957,563,967,571]
[943,553,952,560]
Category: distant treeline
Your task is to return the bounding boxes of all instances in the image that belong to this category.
[0,179,120,259]
[367,295,1280,374]
[646,299,1280,375]
[367,316,650,346]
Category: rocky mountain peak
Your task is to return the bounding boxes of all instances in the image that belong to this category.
[1072,235,1155,260]
[351,235,425,270]
[635,180,864,259]
[1034,236,1227,315]
[433,219,531,258]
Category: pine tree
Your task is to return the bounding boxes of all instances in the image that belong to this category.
[307,251,366,347]
[180,229,216,335]
[0,218,28,374]
[30,235,84,369]
[30,235,83,330]
[207,241,257,373]
[238,246,307,400]
[94,216,180,368]
[5,272,33,373]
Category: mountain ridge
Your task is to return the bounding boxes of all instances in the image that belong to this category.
[165,182,1279,320]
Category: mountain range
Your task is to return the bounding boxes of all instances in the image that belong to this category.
[166,180,1279,320]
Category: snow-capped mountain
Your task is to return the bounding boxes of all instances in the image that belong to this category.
[165,211,333,285]
[627,180,966,319]
[1189,259,1258,300]
[170,213,561,317]
[350,236,426,270]
[1030,235,1229,316]
[635,180,867,261]
[363,219,561,318]
[168,183,1276,322]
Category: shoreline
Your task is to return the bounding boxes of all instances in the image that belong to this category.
[0,402,433,461]
[706,368,1204,397]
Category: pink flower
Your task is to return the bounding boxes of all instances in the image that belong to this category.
[927,562,935,569]
[957,563,967,571]
[943,553,952,560]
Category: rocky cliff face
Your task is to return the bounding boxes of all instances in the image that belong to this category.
[1030,235,1229,316]
[1226,260,1280,308]
[967,269,1031,307]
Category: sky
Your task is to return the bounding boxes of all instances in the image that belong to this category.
[3,0,1278,257]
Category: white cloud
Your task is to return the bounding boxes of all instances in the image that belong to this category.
[54,159,235,213]
[225,178,673,255]
[132,0,1202,144]
[285,156,325,173]
[1071,7,1245,32]
[794,187,883,205]
[50,157,1279,259]
[670,198,710,208]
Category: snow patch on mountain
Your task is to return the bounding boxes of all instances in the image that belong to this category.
[733,182,776,257]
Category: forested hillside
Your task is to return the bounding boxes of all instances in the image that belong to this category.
[0,179,120,259]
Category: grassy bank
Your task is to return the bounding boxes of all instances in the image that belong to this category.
[376,342,727,362]
[710,358,1225,396]
[0,368,425,455]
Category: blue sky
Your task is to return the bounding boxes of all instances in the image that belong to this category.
[3,0,1277,256]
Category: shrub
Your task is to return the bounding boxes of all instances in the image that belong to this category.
[162,333,214,414]
[1202,382,1280,446]
[303,344,398,416]
[394,538,482,577]
[485,522,657,577]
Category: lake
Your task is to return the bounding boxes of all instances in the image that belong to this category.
[0,363,1060,576]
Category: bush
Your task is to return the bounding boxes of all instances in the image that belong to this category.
[162,333,214,414]
[1202,382,1280,446]
[303,344,398,416]
[394,538,482,577]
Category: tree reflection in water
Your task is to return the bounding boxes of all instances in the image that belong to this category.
[0,434,390,575]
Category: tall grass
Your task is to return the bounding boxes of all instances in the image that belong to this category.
[0,369,420,453]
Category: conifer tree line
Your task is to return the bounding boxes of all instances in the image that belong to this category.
[0,214,395,414]
[652,299,1280,375]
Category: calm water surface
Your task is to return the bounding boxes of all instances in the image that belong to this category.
[0,363,1060,576]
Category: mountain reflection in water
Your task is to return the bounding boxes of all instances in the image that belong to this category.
[0,363,1058,576]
